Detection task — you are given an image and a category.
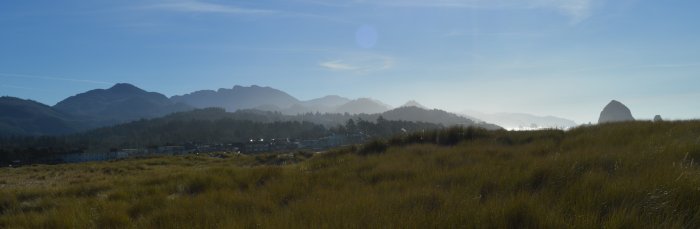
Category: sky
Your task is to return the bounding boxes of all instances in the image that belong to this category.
[1,0,699,123]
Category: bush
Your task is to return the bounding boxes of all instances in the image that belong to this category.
[358,140,388,156]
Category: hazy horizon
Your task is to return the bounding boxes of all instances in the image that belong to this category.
[2,0,699,124]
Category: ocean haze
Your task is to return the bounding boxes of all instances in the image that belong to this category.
[462,110,577,130]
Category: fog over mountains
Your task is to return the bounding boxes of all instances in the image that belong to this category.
[171,85,393,115]
[462,110,578,130]
[401,100,428,110]
[0,83,510,135]
[171,85,297,112]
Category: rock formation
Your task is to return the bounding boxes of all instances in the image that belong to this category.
[654,115,663,122]
[598,100,635,124]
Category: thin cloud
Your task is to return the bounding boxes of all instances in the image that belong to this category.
[0,73,113,85]
[442,29,545,38]
[531,0,596,23]
[140,0,278,15]
[634,63,700,69]
[136,0,353,24]
[569,62,700,73]
[319,55,395,73]
[320,60,360,71]
[299,0,600,22]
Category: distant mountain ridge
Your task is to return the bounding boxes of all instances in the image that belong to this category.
[302,95,351,108]
[1,83,505,135]
[333,98,392,114]
[281,95,353,114]
[170,86,393,115]
[170,85,299,112]
[54,83,192,126]
[385,106,499,129]
[401,100,428,109]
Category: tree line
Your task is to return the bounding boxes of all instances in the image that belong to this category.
[0,114,443,165]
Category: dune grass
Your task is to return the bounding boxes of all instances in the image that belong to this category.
[1,121,700,228]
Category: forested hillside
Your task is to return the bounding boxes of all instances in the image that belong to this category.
[0,108,445,164]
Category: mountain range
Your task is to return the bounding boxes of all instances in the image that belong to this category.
[0,83,502,135]
[55,83,192,126]
[171,85,297,112]
[171,85,394,115]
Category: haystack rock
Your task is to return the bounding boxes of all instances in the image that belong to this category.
[654,115,663,122]
[598,100,635,124]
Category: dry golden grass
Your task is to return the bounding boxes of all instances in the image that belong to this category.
[2,121,700,228]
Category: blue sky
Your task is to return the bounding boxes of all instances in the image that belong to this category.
[1,0,699,123]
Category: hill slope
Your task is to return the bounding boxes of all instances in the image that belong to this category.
[384,106,501,130]
[301,95,351,109]
[1,121,700,228]
[54,83,192,126]
[0,97,79,135]
[334,98,392,114]
[400,100,428,109]
[160,106,500,130]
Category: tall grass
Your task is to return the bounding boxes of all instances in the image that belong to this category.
[1,121,700,228]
